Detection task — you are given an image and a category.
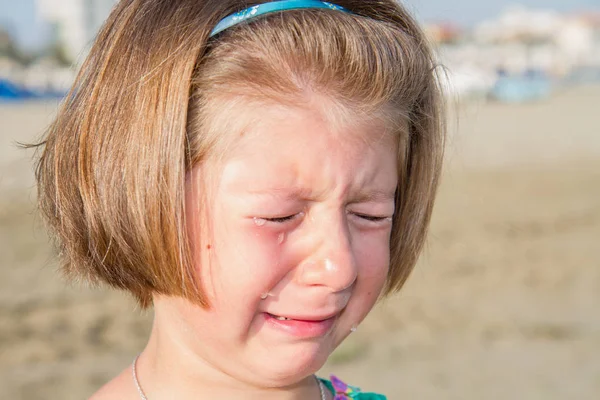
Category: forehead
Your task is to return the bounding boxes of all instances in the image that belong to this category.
[226,100,395,156]
[222,98,398,153]
[212,102,400,198]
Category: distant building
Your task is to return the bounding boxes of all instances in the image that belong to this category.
[424,22,463,45]
[36,0,117,62]
[467,6,598,76]
[473,6,562,44]
[82,0,119,45]
[0,28,11,52]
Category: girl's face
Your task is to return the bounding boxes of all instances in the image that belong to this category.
[177,103,398,387]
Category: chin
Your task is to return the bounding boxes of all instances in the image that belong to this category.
[254,344,332,387]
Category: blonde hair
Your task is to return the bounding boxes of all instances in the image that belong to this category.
[35,0,444,308]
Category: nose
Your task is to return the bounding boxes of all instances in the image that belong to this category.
[295,215,358,293]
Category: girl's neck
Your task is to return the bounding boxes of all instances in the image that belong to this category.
[136,320,325,400]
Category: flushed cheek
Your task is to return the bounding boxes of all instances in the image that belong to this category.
[243,223,289,262]
[216,222,289,290]
[333,279,384,345]
[355,233,390,283]
[356,260,388,309]
[247,222,289,246]
[338,246,389,330]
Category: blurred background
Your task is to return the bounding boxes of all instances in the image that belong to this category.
[1,0,599,399]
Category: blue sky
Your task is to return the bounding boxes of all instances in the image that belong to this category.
[1,0,598,50]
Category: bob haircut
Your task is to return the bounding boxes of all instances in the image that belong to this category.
[35,0,445,308]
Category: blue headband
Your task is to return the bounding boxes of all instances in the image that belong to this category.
[210,1,350,37]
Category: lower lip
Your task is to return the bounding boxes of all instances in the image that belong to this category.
[264,313,336,338]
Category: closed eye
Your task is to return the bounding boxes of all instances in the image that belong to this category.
[264,214,299,223]
[354,213,393,222]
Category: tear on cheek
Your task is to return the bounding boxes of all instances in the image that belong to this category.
[246,224,289,252]
[277,232,286,245]
[247,221,288,243]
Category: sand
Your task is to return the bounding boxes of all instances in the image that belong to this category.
[1,85,599,399]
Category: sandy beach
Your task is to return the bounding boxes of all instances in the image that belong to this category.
[1,85,599,399]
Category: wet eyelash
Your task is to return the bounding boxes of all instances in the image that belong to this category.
[354,213,392,222]
[265,215,297,223]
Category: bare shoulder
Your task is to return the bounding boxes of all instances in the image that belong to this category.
[89,367,137,400]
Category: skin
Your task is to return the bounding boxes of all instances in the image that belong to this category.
[91,102,399,400]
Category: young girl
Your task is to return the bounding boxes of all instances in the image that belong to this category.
[35,0,444,398]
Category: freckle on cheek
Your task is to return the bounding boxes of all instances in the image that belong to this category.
[206,244,212,250]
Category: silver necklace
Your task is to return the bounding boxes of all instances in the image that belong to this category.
[132,355,327,400]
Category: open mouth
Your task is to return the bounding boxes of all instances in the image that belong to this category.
[266,312,334,322]
[263,312,337,337]
[268,313,292,321]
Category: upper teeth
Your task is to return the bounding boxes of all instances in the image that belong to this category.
[273,315,291,321]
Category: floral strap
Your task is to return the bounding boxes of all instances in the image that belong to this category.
[331,374,360,398]
[320,375,387,399]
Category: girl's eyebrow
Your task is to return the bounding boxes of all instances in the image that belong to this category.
[352,189,397,203]
[244,186,314,200]
[244,186,396,203]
